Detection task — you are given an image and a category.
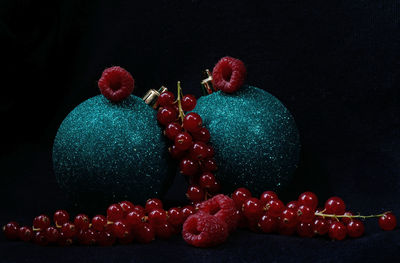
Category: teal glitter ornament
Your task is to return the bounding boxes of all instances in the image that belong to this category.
[194,85,300,196]
[53,67,175,206]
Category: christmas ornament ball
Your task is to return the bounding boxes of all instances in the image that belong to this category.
[53,94,175,206]
[194,86,300,195]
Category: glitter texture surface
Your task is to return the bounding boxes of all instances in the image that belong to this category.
[53,95,175,206]
[194,86,300,195]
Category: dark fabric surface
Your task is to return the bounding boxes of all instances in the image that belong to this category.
[1,0,399,262]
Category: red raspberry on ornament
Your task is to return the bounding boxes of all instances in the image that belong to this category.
[98,66,134,102]
[198,194,239,232]
[212,56,247,93]
[182,212,229,247]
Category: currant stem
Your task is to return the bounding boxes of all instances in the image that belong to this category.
[315,211,390,220]
[176,81,185,122]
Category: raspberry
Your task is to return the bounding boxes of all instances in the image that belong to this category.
[198,194,239,232]
[212,56,246,93]
[182,212,229,247]
[98,66,134,102]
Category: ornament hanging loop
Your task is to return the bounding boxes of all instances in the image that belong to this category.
[201,69,215,95]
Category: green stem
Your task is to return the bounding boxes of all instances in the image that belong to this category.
[176,81,185,122]
[315,211,389,220]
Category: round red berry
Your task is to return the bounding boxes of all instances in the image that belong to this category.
[169,145,186,160]
[33,231,48,246]
[157,91,175,107]
[54,210,69,226]
[33,215,50,230]
[97,231,116,246]
[98,66,134,102]
[297,205,315,223]
[155,222,174,239]
[92,215,107,231]
[3,222,19,240]
[74,214,90,230]
[212,56,247,93]
[168,207,184,226]
[189,141,209,160]
[181,94,197,111]
[181,206,195,221]
[325,197,346,215]
[242,198,263,221]
[61,222,76,238]
[265,199,284,218]
[199,172,216,189]
[341,211,353,225]
[200,158,218,172]
[157,106,178,126]
[258,214,278,233]
[347,219,365,238]
[260,191,278,206]
[107,203,124,222]
[148,209,168,226]
[119,200,134,216]
[164,122,182,140]
[180,158,199,176]
[286,201,299,211]
[298,192,318,210]
[186,185,205,202]
[379,213,397,231]
[145,198,163,214]
[232,187,252,209]
[112,220,130,238]
[18,226,33,242]
[313,218,329,235]
[329,221,347,240]
[135,223,155,244]
[175,132,193,151]
[45,226,60,243]
[297,222,314,238]
[192,127,211,143]
[280,209,297,228]
[183,112,203,133]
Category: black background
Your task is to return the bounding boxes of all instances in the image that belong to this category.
[1,0,399,262]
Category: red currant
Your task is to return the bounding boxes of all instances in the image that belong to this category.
[145,198,163,214]
[135,223,155,244]
[208,180,220,193]
[260,191,278,205]
[186,185,205,202]
[61,222,76,238]
[180,158,199,176]
[126,210,145,230]
[54,210,69,226]
[169,145,186,160]
[157,91,175,107]
[18,226,33,242]
[192,127,210,143]
[199,172,216,189]
[189,141,208,160]
[107,203,124,222]
[297,205,315,223]
[183,112,202,132]
[112,220,130,238]
[313,218,329,235]
[341,211,353,225]
[279,209,298,228]
[232,187,252,209]
[175,132,193,151]
[157,106,177,126]
[33,214,50,230]
[91,215,107,231]
[298,192,318,210]
[325,197,346,215]
[242,198,263,220]
[33,231,48,246]
[45,226,60,243]
[347,219,364,238]
[164,122,182,140]
[181,94,197,111]
[3,222,19,240]
[328,221,347,240]
[97,231,116,246]
[200,158,218,172]
[379,213,397,231]
[155,222,174,239]
[167,207,184,226]
[119,200,134,216]
[286,201,299,211]
[181,205,195,221]
[265,199,284,218]
[74,214,90,230]
[148,209,168,226]
[258,214,278,233]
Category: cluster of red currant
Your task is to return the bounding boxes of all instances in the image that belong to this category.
[232,188,396,240]
[156,81,220,203]
[3,199,196,246]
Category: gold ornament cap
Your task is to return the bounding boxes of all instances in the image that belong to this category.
[201,69,216,95]
[142,86,168,109]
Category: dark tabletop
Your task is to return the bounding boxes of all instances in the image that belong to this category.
[1,0,399,262]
